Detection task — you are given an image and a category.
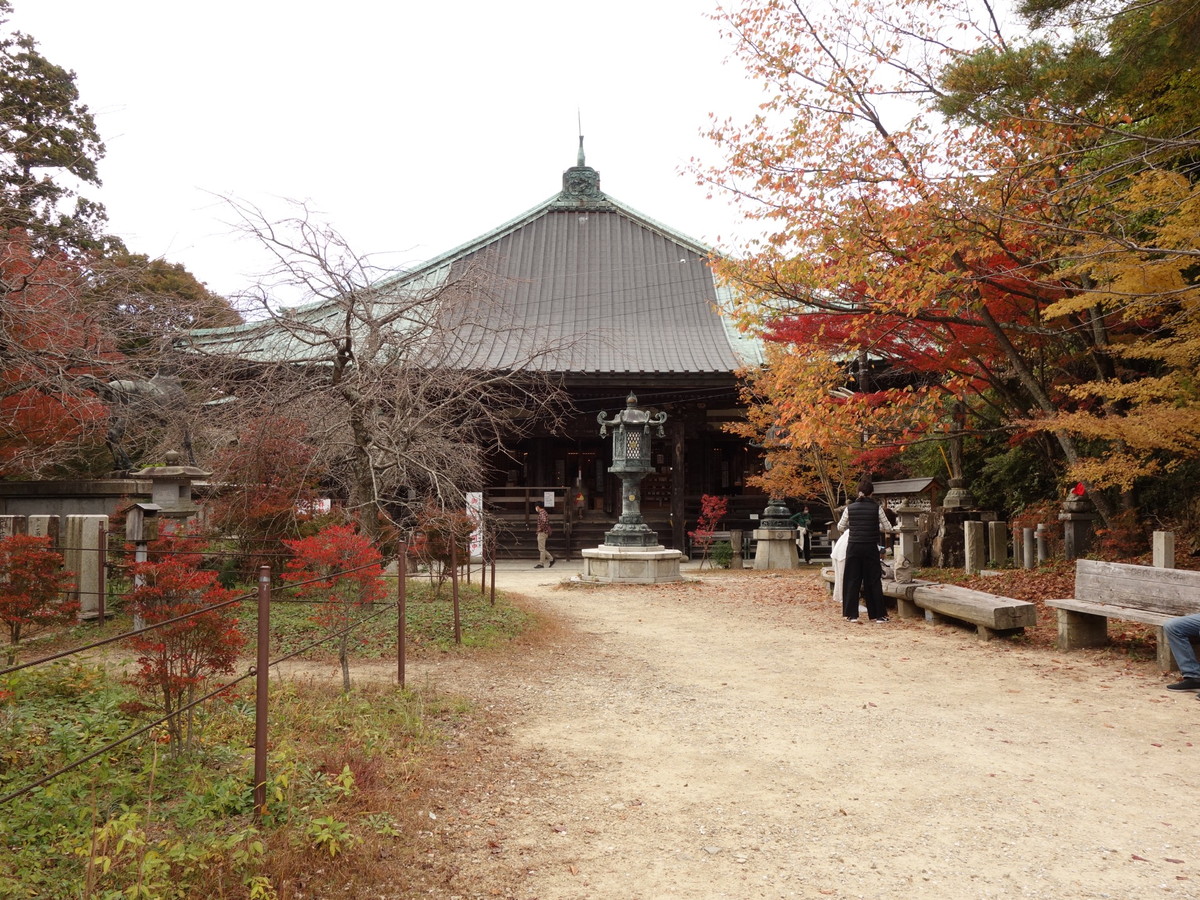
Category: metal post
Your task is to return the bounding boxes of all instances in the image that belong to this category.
[397,543,406,689]
[489,550,496,606]
[97,522,107,626]
[253,565,271,821]
[450,538,462,645]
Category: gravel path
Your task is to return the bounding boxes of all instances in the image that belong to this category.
[412,562,1200,900]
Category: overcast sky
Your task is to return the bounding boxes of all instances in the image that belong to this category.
[10,0,768,301]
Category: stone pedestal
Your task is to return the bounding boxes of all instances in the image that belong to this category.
[942,477,976,510]
[932,509,986,569]
[580,545,684,584]
[752,527,799,570]
[1060,496,1098,560]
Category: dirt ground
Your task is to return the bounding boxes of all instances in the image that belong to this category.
[403,561,1200,900]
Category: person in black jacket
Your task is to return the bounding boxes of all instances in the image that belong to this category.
[836,474,893,622]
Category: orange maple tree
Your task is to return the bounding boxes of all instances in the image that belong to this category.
[701,0,1200,525]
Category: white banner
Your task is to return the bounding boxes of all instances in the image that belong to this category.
[466,492,484,559]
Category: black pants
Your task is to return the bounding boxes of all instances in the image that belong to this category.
[842,542,887,619]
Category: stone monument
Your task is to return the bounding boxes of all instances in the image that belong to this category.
[581,393,684,584]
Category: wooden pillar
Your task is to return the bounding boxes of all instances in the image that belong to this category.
[671,417,686,551]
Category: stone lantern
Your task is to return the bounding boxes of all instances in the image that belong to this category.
[129,450,210,533]
[1060,485,1098,560]
[581,393,683,584]
[751,426,799,570]
[598,392,666,548]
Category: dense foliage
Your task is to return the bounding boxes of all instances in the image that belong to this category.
[0,3,237,479]
[706,0,1200,536]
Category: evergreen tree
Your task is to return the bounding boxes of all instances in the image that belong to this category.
[0,0,112,253]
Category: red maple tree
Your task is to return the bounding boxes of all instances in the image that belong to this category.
[0,233,115,476]
[283,524,386,692]
[126,531,245,752]
[689,494,729,569]
[0,534,76,664]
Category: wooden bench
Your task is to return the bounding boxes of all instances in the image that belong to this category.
[1046,560,1200,671]
[820,568,1036,640]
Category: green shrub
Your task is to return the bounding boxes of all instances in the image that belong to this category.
[710,541,733,569]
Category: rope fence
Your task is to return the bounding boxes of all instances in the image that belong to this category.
[0,536,500,820]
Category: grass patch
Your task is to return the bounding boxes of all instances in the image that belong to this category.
[1,578,538,899]
[232,579,535,660]
[0,660,476,898]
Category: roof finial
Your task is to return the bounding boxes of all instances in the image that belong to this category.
[577,109,586,167]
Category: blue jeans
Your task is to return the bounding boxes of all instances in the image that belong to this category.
[1164,613,1200,678]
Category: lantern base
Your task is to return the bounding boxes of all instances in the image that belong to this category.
[603,521,662,547]
[580,545,685,584]
[751,528,800,570]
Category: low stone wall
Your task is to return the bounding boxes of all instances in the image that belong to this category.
[0,479,150,518]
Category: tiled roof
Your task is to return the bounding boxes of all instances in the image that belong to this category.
[434,204,757,374]
[190,161,761,376]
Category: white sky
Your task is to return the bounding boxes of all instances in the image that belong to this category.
[10,0,767,300]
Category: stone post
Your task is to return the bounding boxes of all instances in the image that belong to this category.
[1035,524,1048,564]
[64,515,108,620]
[894,505,920,584]
[1023,528,1036,569]
[963,520,986,574]
[729,529,744,569]
[987,521,1009,567]
[1012,525,1024,568]
[0,514,60,542]
[1153,531,1175,569]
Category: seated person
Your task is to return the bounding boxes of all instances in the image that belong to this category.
[1165,613,1200,693]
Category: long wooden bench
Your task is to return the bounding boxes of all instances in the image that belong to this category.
[1046,560,1200,671]
[820,568,1036,640]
